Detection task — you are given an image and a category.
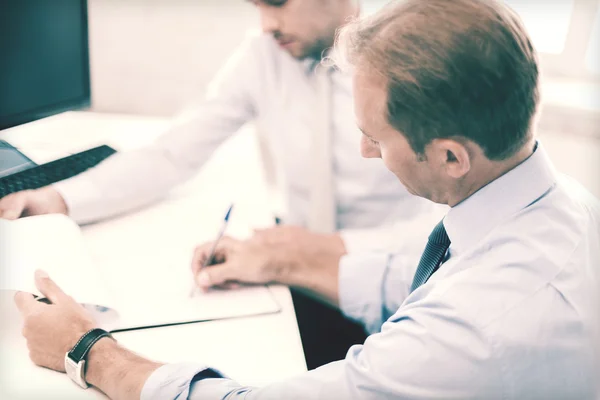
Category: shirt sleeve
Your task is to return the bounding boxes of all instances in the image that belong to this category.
[336,203,448,334]
[338,248,425,334]
[53,33,264,225]
[141,296,500,400]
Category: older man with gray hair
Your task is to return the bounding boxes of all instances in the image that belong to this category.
[15,0,600,399]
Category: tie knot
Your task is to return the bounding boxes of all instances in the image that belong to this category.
[429,220,451,246]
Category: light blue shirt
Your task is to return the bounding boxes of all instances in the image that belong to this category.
[141,143,600,399]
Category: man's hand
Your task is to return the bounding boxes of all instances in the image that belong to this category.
[14,270,97,372]
[191,226,347,305]
[0,187,68,220]
[191,236,283,289]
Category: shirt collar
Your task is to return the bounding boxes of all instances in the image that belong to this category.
[444,141,558,255]
[302,50,335,76]
[303,58,318,75]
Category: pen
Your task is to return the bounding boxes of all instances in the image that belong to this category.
[189,204,234,297]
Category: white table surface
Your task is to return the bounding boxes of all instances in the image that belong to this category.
[0,111,307,400]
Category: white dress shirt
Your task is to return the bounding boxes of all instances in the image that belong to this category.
[52,32,440,254]
[140,143,600,399]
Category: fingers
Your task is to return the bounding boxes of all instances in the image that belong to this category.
[14,292,40,315]
[14,271,71,315]
[191,236,239,276]
[34,270,69,305]
[195,262,237,290]
[0,208,21,220]
[0,192,27,220]
[221,282,241,290]
[215,236,240,253]
[191,242,212,276]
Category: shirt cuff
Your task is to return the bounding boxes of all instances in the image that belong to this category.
[52,176,102,225]
[338,252,390,334]
[141,363,225,400]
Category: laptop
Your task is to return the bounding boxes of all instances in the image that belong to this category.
[0,140,37,179]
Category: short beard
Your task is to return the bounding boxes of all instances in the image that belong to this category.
[301,36,334,61]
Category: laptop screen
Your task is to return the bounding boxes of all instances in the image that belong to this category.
[0,141,37,179]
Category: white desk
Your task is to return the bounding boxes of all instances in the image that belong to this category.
[0,112,307,400]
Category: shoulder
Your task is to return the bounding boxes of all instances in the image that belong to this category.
[428,179,598,325]
[556,173,600,225]
[389,179,599,397]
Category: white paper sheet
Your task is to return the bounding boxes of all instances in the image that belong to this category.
[0,214,280,332]
[0,215,114,308]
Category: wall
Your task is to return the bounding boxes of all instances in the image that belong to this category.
[88,0,256,116]
[86,0,599,197]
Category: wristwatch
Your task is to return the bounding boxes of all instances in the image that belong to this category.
[65,328,113,389]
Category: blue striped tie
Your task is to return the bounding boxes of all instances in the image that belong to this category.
[410,220,451,292]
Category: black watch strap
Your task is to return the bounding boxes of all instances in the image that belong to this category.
[68,328,113,363]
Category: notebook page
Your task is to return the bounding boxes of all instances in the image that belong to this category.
[97,252,280,332]
[0,214,115,310]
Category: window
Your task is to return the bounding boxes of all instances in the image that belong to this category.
[362,0,389,15]
[359,0,599,137]
[504,0,574,54]
[585,6,600,74]
[504,0,599,80]
[364,0,599,81]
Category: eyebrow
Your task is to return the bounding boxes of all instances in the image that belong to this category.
[246,0,286,5]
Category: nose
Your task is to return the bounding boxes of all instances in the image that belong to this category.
[258,7,280,33]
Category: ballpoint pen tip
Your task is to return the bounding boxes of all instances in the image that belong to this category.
[224,204,234,221]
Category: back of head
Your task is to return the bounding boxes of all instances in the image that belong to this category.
[337,0,540,160]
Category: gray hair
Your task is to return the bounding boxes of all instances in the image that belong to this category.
[333,0,540,160]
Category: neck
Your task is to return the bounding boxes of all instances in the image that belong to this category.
[447,140,536,207]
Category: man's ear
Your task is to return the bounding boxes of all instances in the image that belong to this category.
[431,139,471,179]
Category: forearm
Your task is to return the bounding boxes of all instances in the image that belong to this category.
[338,250,424,334]
[280,234,345,307]
[86,337,162,400]
[53,35,261,225]
[140,295,492,400]
[287,264,340,308]
[54,145,197,224]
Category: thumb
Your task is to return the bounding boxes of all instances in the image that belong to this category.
[0,209,22,220]
[14,291,40,316]
[34,270,69,304]
[0,195,26,220]
[196,262,237,289]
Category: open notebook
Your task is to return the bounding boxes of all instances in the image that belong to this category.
[0,214,280,332]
